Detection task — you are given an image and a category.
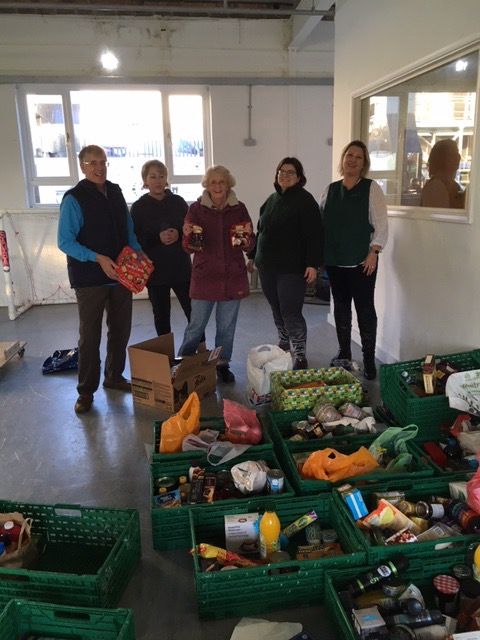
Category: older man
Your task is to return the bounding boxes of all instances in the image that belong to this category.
[58,145,143,414]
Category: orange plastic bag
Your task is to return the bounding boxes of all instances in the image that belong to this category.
[301,446,380,483]
[159,391,201,453]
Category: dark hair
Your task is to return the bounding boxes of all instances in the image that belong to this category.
[274,156,307,188]
[338,140,371,177]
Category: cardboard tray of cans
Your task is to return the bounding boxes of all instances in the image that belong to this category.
[189,493,366,619]
[0,599,135,640]
[264,409,379,453]
[151,449,295,551]
[0,500,140,609]
[277,435,434,495]
[152,415,273,464]
[380,349,480,434]
[336,475,478,564]
[270,367,363,412]
[324,550,469,640]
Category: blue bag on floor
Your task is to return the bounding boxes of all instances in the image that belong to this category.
[42,348,78,374]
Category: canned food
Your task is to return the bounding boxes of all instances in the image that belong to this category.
[155,476,177,492]
[266,469,284,494]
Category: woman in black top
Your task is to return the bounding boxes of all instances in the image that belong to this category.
[131,160,192,336]
[247,157,323,369]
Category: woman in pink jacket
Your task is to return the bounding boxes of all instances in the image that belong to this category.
[178,165,255,383]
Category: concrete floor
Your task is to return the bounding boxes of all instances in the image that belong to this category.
[0,293,380,639]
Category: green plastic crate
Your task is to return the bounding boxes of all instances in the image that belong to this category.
[277,436,434,494]
[0,599,135,640]
[190,493,366,619]
[0,500,140,608]
[264,409,380,454]
[270,367,363,412]
[413,439,477,479]
[325,550,470,640]
[151,448,295,551]
[152,415,273,463]
[380,349,480,434]
[336,475,477,563]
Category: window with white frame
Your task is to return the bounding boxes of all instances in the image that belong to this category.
[18,86,211,207]
[359,49,478,216]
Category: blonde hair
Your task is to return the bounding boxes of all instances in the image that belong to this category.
[338,140,370,178]
[202,165,236,190]
[141,160,168,187]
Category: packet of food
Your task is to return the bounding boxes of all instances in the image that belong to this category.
[385,527,418,545]
[371,491,405,507]
[361,499,422,535]
[194,543,259,567]
[416,522,459,542]
[338,402,369,420]
[313,402,342,423]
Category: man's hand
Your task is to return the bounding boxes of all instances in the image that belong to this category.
[159,228,179,245]
[304,266,317,285]
[96,254,118,280]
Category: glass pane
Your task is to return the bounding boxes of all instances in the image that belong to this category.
[70,90,165,204]
[366,96,399,171]
[26,94,70,177]
[170,183,203,203]
[169,95,205,176]
[362,51,477,209]
[35,185,69,205]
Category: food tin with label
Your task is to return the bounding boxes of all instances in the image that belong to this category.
[266,469,284,494]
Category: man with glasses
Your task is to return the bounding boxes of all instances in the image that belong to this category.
[58,144,144,414]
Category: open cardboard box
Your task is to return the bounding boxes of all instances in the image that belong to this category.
[128,333,220,413]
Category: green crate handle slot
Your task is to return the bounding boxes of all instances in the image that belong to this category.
[53,506,83,518]
[54,609,92,620]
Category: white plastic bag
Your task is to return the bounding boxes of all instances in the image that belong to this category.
[246,344,293,406]
[446,369,480,416]
[230,460,268,494]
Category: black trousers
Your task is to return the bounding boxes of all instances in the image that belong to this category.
[75,284,132,396]
[326,265,377,360]
[147,282,192,336]
[258,269,307,358]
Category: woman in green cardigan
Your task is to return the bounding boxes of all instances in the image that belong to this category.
[320,140,388,380]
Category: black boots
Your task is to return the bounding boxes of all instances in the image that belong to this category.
[216,364,235,383]
[293,356,309,370]
[359,317,377,381]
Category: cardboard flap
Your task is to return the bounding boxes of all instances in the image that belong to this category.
[173,348,219,387]
[129,333,175,358]
[128,334,174,382]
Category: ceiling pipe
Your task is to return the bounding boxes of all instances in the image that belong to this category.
[0,2,334,18]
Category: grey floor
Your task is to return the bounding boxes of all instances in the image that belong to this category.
[0,293,380,639]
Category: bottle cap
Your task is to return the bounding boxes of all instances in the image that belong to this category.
[433,574,460,595]
[3,521,14,531]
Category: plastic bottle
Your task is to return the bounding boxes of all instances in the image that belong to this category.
[259,510,281,561]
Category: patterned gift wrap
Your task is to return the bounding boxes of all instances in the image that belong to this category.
[270,367,363,412]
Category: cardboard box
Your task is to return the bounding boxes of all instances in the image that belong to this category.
[224,513,259,555]
[128,333,220,413]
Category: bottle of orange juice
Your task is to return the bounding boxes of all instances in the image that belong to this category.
[259,509,281,561]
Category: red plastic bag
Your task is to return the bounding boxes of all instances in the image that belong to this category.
[223,399,262,445]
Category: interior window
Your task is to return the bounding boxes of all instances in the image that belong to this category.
[360,50,477,211]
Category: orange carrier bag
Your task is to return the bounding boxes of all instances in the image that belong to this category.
[301,446,379,483]
[159,391,201,453]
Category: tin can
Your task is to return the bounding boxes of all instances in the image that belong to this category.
[266,469,284,494]
[155,476,176,494]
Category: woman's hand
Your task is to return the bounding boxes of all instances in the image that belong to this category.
[183,222,193,236]
[304,266,317,284]
[246,259,255,274]
[362,251,378,276]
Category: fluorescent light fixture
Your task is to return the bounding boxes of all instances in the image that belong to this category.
[100,50,119,72]
[455,59,468,72]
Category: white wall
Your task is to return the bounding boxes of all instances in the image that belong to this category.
[0,14,333,308]
[333,0,480,362]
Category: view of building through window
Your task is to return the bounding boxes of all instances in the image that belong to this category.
[361,50,477,209]
[22,88,208,206]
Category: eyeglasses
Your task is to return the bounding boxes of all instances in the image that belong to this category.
[82,160,109,167]
[278,169,297,177]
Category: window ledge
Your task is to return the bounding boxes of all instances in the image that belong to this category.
[387,205,471,224]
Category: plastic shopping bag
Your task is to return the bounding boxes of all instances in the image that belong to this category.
[301,447,380,483]
[159,391,201,453]
[42,348,78,374]
[246,344,292,406]
[467,463,480,513]
[223,399,263,445]
[446,370,480,416]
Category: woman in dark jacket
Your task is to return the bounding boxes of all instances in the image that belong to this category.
[131,160,192,336]
[178,165,254,383]
[247,157,323,369]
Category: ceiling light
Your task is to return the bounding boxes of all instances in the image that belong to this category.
[455,60,468,72]
[100,50,119,72]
